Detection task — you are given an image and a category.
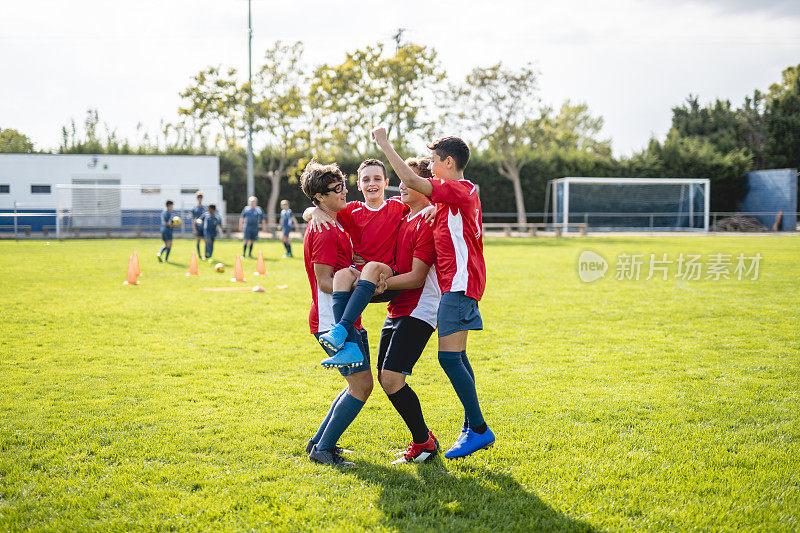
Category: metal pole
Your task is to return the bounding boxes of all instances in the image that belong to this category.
[13,201,18,240]
[246,0,254,199]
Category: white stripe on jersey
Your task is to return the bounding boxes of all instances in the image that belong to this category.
[410,266,440,328]
[316,288,335,332]
[447,209,469,293]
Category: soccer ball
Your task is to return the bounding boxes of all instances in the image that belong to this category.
[171,216,182,226]
[195,218,203,225]
[214,263,225,273]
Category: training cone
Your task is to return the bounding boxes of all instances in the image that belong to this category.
[132,251,141,277]
[123,255,140,285]
[231,255,246,282]
[254,250,267,276]
[252,285,265,292]
[187,251,199,276]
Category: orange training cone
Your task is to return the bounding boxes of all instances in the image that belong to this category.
[231,255,246,282]
[254,250,266,276]
[123,255,140,285]
[132,251,141,277]
[187,251,199,276]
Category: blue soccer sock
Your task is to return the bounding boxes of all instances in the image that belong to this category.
[243,242,247,255]
[248,243,253,255]
[312,388,347,444]
[332,291,350,323]
[159,245,166,256]
[340,280,375,331]
[317,392,365,451]
[461,350,475,428]
[206,240,214,257]
[283,241,292,255]
[438,350,484,429]
[164,246,171,261]
[196,242,201,257]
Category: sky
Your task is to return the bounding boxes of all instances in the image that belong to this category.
[1,0,798,156]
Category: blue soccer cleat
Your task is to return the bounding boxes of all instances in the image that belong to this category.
[318,324,348,352]
[444,427,495,459]
[321,341,363,368]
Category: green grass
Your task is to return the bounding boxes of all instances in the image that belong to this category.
[1,236,798,532]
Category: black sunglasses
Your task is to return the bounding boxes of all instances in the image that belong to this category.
[325,182,345,194]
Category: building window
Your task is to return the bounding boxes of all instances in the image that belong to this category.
[31,185,51,194]
[141,186,161,194]
[0,185,9,193]
[181,187,199,194]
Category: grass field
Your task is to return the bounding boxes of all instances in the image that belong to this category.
[1,235,798,531]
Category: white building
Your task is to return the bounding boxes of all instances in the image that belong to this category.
[0,154,222,235]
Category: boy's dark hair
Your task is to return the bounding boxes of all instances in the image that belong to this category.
[427,136,470,171]
[357,158,386,178]
[405,156,433,179]
[166,200,174,207]
[208,203,216,211]
[301,160,346,205]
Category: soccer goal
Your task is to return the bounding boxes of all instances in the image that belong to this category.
[546,177,710,231]
[54,183,224,238]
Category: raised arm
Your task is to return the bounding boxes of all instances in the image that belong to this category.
[372,127,433,197]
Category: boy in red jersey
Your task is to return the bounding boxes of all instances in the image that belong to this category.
[303,159,413,367]
[300,161,372,467]
[377,157,442,463]
[373,127,495,459]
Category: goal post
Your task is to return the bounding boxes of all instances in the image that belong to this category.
[548,177,710,232]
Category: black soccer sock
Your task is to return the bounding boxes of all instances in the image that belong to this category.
[196,242,201,257]
[248,243,253,255]
[471,422,488,434]
[387,384,429,444]
[243,242,247,255]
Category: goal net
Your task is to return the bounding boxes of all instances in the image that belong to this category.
[54,184,224,238]
[548,177,710,231]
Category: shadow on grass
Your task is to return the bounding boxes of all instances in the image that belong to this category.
[348,460,596,532]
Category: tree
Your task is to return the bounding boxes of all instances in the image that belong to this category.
[0,128,34,153]
[177,66,243,151]
[765,64,800,170]
[310,38,445,157]
[250,41,310,226]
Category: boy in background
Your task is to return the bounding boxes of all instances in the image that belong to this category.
[240,196,265,258]
[202,204,224,260]
[280,199,295,258]
[191,192,206,259]
[373,127,495,459]
[157,200,178,262]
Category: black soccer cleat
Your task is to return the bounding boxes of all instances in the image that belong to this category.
[305,439,352,456]
[309,444,354,466]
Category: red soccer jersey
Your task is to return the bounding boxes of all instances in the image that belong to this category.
[427,178,486,301]
[336,197,409,267]
[388,205,441,327]
[303,221,361,334]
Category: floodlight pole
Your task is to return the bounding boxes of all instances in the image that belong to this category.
[246,0,254,199]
